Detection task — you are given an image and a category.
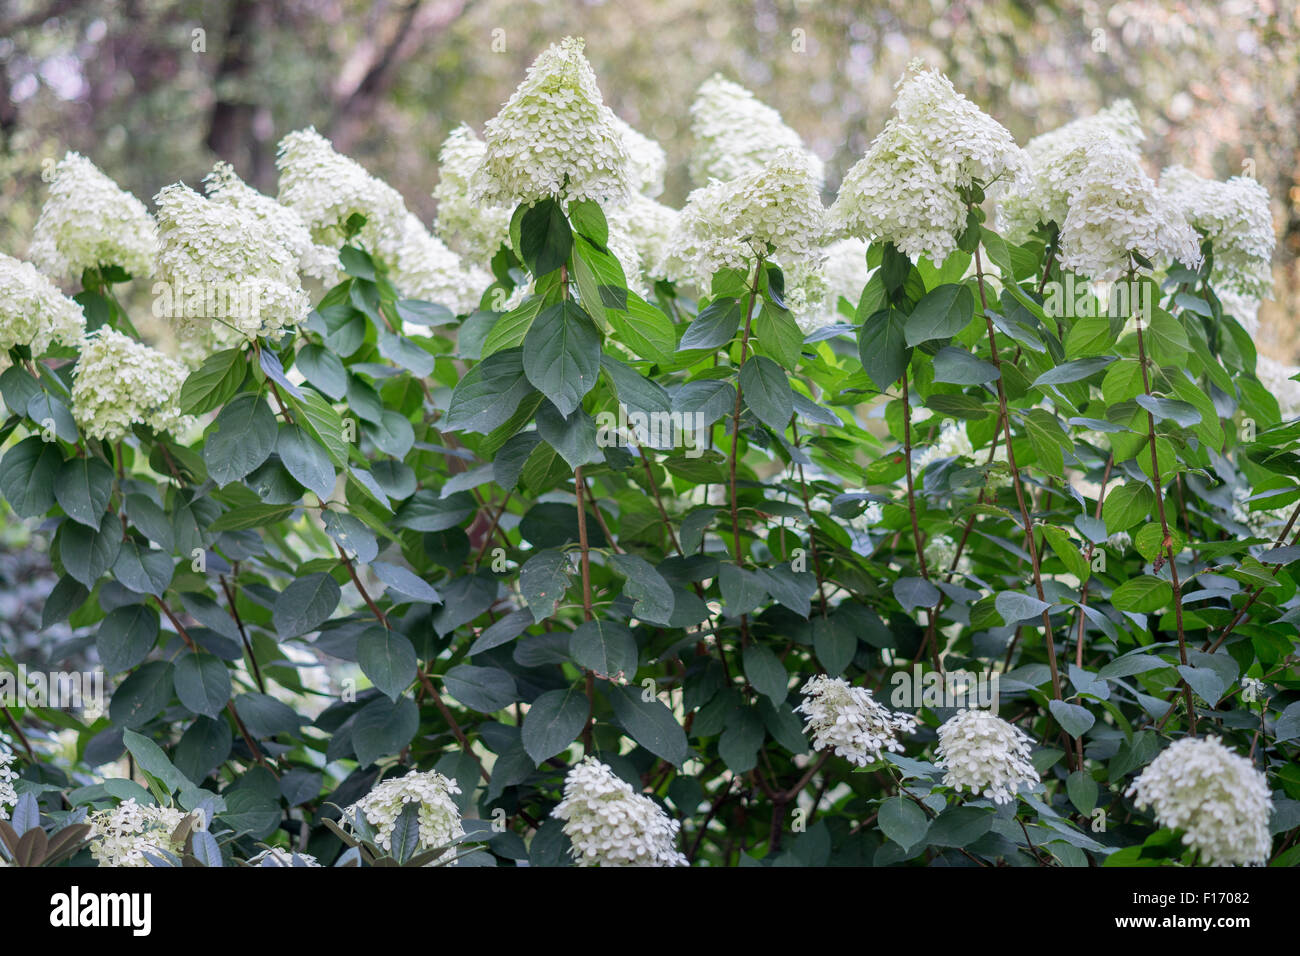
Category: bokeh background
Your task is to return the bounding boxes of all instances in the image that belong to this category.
[1,0,1297,358]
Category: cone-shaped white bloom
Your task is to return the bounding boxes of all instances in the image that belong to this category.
[830,120,966,264]
[386,212,490,316]
[1160,165,1274,297]
[275,127,408,256]
[672,149,826,279]
[204,161,337,280]
[996,100,1143,242]
[474,36,630,208]
[936,709,1039,805]
[154,183,310,344]
[552,756,688,867]
[688,74,824,188]
[29,151,158,279]
[1126,736,1272,866]
[432,124,513,262]
[71,327,192,442]
[795,675,917,766]
[87,799,199,867]
[1056,141,1201,281]
[0,253,86,354]
[345,769,465,864]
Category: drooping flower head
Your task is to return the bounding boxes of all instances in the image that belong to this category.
[275,127,408,256]
[1126,736,1272,866]
[610,113,667,198]
[935,709,1040,805]
[672,149,826,279]
[474,37,630,208]
[688,74,824,188]
[551,756,687,867]
[432,125,513,263]
[86,799,200,867]
[795,675,918,766]
[996,100,1144,242]
[345,768,465,863]
[1056,141,1201,281]
[204,161,337,280]
[385,212,490,316]
[1160,165,1274,298]
[0,253,86,354]
[29,151,158,279]
[71,327,192,442]
[154,183,310,344]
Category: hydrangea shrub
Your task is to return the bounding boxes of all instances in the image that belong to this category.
[0,39,1296,869]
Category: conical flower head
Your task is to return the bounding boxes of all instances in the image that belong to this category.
[936,709,1040,805]
[71,327,192,442]
[551,756,687,867]
[29,152,157,279]
[0,253,86,354]
[795,675,917,766]
[688,74,824,188]
[473,37,630,208]
[1160,165,1273,298]
[432,124,513,261]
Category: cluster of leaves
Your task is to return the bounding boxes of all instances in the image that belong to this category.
[1,191,1298,867]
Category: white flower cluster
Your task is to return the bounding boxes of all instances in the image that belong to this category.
[0,253,86,354]
[1056,141,1201,281]
[0,750,16,821]
[247,847,323,867]
[996,100,1144,242]
[87,799,199,867]
[1160,165,1274,298]
[831,62,1022,264]
[473,37,630,208]
[935,709,1040,805]
[914,421,974,473]
[1126,736,1272,866]
[29,152,158,279]
[672,149,826,279]
[345,768,465,863]
[611,113,667,198]
[432,124,514,262]
[609,194,680,284]
[204,161,337,281]
[388,212,491,316]
[71,328,192,442]
[688,74,824,188]
[890,63,1025,192]
[794,675,917,767]
[924,534,966,575]
[551,756,687,867]
[276,127,408,255]
[154,183,310,344]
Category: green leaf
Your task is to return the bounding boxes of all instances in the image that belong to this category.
[608,294,676,364]
[904,283,974,346]
[1033,357,1115,388]
[1102,482,1154,535]
[109,661,176,728]
[739,355,794,433]
[294,344,347,399]
[58,512,121,586]
[180,348,246,415]
[519,198,573,276]
[112,541,174,596]
[357,625,417,701]
[519,549,571,623]
[272,572,341,637]
[742,643,788,701]
[753,301,804,369]
[444,349,535,434]
[606,684,688,766]
[569,620,639,678]
[521,686,588,764]
[1135,394,1200,428]
[97,604,160,674]
[173,653,232,718]
[995,590,1051,625]
[290,388,350,469]
[122,729,195,796]
[53,456,114,528]
[442,665,517,713]
[812,617,856,677]
[878,796,927,849]
[932,346,999,386]
[277,425,335,500]
[678,298,741,352]
[351,695,418,767]
[0,436,60,518]
[609,553,675,625]
[1066,771,1099,814]
[1111,576,1173,613]
[1049,699,1095,737]
[203,394,277,485]
[522,301,601,418]
[536,402,601,470]
[858,307,909,391]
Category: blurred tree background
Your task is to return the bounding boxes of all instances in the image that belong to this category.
[2,0,1298,356]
